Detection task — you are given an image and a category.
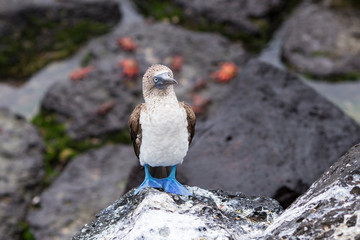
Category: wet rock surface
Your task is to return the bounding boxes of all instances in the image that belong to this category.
[179,59,360,207]
[262,143,360,239]
[0,108,44,240]
[27,145,135,240]
[73,187,283,240]
[42,20,249,139]
[282,1,360,79]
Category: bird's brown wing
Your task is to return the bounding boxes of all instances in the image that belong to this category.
[179,102,196,145]
[128,103,144,159]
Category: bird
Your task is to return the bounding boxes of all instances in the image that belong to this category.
[128,64,196,195]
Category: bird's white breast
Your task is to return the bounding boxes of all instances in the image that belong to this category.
[139,102,189,167]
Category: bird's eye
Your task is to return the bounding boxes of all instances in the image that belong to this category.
[168,73,171,77]
[154,78,158,82]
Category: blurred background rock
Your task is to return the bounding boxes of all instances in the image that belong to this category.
[0,0,359,239]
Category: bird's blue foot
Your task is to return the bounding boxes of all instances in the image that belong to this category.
[134,164,162,194]
[162,166,191,196]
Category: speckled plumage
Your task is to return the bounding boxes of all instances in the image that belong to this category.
[129,64,196,167]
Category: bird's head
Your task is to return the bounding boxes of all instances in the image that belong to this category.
[142,64,178,99]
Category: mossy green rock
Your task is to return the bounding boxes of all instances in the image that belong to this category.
[0,109,44,240]
[0,0,120,81]
[133,0,301,52]
[282,1,360,81]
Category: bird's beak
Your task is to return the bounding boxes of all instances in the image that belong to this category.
[153,72,178,90]
[162,76,178,86]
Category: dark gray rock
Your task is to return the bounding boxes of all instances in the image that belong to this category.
[71,137,360,240]
[170,0,286,36]
[262,143,360,239]
[42,70,135,140]
[282,1,360,79]
[27,145,135,240]
[179,59,360,207]
[42,20,249,139]
[72,187,283,239]
[0,108,44,240]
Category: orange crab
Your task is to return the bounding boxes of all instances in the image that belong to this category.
[212,62,238,83]
[118,59,139,80]
[117,37,137,51]
[69,66,95,81]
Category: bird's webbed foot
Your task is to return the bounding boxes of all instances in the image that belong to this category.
[134,164,162,194]
[162,177,191,195]
[134,176,162,195]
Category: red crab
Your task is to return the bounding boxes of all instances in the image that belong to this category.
[69,66,94,81]
[171,55,184,71]
[191,94,211,115]
[212,62,238,83]
[117,37,137,51]
[96,101,116,116]
[118,59,139,80]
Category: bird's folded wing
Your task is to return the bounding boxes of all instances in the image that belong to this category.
[128,103,144,159]
[180,102,196,145]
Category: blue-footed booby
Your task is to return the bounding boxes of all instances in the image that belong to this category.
[128,64,196,195]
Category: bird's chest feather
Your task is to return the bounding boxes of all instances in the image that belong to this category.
[139,103,189,166]
[140,103,187,137]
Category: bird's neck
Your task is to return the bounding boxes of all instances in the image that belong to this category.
[144,87,178,106]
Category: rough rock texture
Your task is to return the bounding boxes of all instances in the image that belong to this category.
[171,0,286,36]
[0,0,119,15]
[0,0,120,81]
[0,108,44,240]
[179,59,360,207]
[282,1,360,79]
[73,187,283,240]
[27,145,135,240]
[42,70,135,140]
[42,20,249,139]
[262,143,360,239]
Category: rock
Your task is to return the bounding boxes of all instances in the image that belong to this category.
[0,108,44,240]
[0,0,120,80]
[0,0,119,15]
[42,20,249,139]
[179,59,360,207]
[171,0,286,36]
[262,143,360,239]
[282,1,360,79]
[72,187,283,239]
[27,145,135,240]
[42,70,135,140]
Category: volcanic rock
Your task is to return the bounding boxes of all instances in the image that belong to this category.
[0,108,44,240]
[262,143,360,239]
[179,59,360,207]
[169,0,287,37]
[27,145,135,240]
[282,1,360,79]
[72,187,283,240]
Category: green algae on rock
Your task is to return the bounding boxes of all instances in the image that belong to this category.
[31,110,131,182]
[0,2,120,82]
